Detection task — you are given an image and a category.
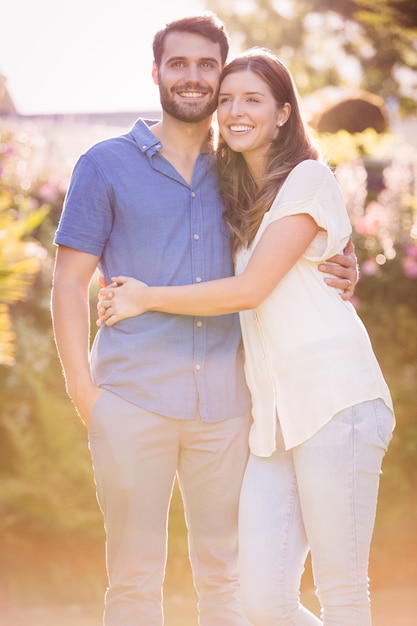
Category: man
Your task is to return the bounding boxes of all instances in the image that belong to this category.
[51,13,357,626]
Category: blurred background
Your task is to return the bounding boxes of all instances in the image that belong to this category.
[1,1,416,624]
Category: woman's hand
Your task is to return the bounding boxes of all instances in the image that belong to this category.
[318,237,359,301]
[97,276,149,327]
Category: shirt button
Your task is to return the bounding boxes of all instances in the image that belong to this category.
[196,321,203,327]
[195,277,202,283]
[191,192,196,198]
[194,234,200,240]
[195,364,201,370]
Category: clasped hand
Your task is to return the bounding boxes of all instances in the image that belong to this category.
[97,276,148,327]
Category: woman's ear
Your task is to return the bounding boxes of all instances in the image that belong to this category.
[278,102,291,127]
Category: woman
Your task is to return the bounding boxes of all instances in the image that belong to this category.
[97,49,394,625]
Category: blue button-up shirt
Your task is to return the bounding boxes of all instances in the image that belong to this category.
[55,119,250,421]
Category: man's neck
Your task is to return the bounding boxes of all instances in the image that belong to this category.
[150,112,214,184]
[152,112,213,155]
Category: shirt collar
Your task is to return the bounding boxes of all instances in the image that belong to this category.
[130,117,215,157]
[130,118,163,156]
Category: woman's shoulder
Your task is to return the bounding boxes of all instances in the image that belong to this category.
[276,159,333,203]
[290,159,332,182]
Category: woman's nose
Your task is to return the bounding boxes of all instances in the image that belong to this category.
[230,100,244,117]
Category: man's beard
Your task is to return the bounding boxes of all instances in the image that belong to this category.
[159,81,218,123]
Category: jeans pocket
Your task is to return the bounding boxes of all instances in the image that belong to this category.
[88,388,107,432]
[374,399,395,449]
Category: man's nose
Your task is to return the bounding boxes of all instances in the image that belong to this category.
[184,63,201,83]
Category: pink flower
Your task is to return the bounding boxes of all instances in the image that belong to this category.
[349,295,360,309]
[404,244,417,259]
[38,181,60,203]
[401,255,417,279]
[353,202,381,237]
[361,258,379,276]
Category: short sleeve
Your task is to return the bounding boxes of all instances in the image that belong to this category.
[54,152,113,256]
[268,160,352,261]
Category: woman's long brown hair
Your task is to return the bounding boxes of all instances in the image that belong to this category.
[216,48,320,255]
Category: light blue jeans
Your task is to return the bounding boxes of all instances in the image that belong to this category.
[238,399,394,626]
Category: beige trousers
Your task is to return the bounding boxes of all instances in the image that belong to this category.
[88,389,251,626]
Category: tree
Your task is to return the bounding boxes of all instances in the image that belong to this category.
[0,125,50,365]
[205,0,417,114]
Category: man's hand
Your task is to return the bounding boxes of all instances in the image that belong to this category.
[318,237,359,301]
[51,245,102,428]
[69,380,103,428]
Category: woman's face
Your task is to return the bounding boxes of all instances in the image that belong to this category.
[217,69,285,173]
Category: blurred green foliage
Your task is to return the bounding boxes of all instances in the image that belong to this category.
[0,126,50,366]
[0,119,416,603]
[205,0,417,115]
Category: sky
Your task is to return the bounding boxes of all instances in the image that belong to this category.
[1,0,208,115]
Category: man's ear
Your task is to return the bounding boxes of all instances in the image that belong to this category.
[152,62,159,86]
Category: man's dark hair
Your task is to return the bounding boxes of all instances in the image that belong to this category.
[153,13,230,67]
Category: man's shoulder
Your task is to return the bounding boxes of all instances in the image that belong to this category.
[84,118,157,154]
[74,120,149,170]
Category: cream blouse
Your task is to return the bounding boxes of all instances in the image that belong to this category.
[235,159,394,456]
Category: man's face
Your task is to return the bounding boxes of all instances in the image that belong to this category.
[152,31,223,123]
